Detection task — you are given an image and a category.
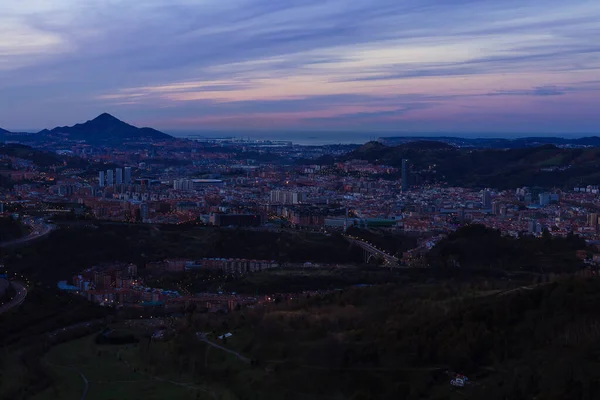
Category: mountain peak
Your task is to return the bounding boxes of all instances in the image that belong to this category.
[40,114,172,143]
[91,113,126,124]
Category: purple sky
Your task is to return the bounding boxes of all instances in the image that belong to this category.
[1,0,599,134]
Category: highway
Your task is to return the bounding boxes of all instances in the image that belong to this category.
[0,218,55,248]
[0,281,27,315]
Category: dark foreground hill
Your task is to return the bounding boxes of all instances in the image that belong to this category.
[130,276,600,400]
[347,141,600,188]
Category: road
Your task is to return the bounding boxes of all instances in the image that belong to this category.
[343,235,401,266]
[196,332,251,364]
[0,218,55,248]
[0,281,27,315]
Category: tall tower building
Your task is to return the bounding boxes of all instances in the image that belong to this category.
[401,159,410,192]
[482,189,492,209]
[124,167,132,184]
[107,169,114,186]
[116,168,123,185]
[99,171,105,187]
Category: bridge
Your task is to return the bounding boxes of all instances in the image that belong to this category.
[344,235,400,266]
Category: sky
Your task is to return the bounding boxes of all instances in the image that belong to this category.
[1,0,599,134]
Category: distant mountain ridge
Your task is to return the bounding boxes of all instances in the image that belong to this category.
[378,136,600,148]
[37,113,172,144]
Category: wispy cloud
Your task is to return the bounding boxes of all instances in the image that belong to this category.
[487,86,568,96]
[0,0,599,132]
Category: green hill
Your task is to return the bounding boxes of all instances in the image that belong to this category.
[0,143,62,167]
[347,141,600,188]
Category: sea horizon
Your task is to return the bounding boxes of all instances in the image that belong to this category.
[166,130,600,146]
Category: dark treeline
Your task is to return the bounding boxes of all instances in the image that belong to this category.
[347,141,600,188]
[428,224,587,273]
[2,225,363,283]
[0,216,30,242]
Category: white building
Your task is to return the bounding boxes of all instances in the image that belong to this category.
[270,190,305,204]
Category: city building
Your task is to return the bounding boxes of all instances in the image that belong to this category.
[209,213,262,227]
[173,179,194,191]
[589,213,599,230]
[401,159,409,192]
[270,190,305,204]
[482,189,492,209]
[539,192,551,207]
[140,203,149,220]
[107,169,114,186]
[492,201,501,215]
[124,167,132,184]
[116,168,123,185]
[98,171,105,187]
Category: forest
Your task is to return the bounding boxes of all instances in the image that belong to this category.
[0,216,30,242]
[347,141,600,188]
[1,224,363,284]
[428,224,588,273]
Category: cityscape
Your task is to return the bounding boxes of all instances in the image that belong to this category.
[2,0,600,399]
[2,114,600,398]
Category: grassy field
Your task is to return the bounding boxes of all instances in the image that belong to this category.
[32,334,215,400]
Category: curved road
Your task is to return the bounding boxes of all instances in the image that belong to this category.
[0,219,55,248]
[0,281,27,315]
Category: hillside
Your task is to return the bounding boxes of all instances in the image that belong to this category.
[38,113,173,144]
[379,136,600,148]
[399,140,455,150]
[1,224,362,284]
[347,141,600,188]
[427,224,587,272]
[115,276,600,400]
[0,143,62,167]
[0,217,31,242]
